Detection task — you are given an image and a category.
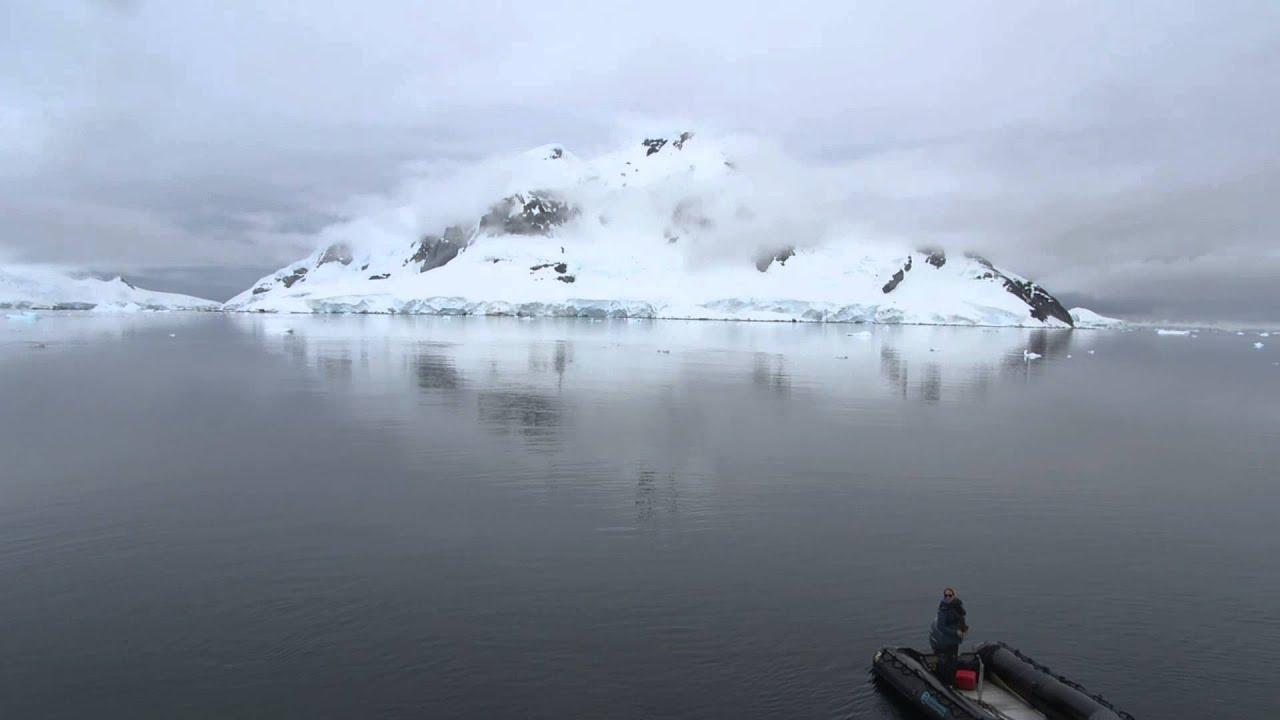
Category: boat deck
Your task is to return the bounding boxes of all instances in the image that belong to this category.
[958,683,1047,720]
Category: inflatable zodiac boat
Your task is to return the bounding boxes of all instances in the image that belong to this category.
[871,642,1134,719]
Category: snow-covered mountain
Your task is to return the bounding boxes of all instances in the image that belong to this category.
[0,265,218,311]
[227,133,1086,327]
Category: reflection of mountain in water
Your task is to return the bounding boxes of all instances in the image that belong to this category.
[751,353,791,395]
[476,389,563,442]
[876,327,1078,403]
[415,353,462,391]
[635,470,679,523]
[235,316,1088,454]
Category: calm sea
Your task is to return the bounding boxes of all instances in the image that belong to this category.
[2,313,1276,718]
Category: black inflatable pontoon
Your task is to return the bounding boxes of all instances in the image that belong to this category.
[871,642,1134,719]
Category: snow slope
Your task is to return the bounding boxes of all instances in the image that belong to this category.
[227,133,1084,327]
[1069,307,1126,329]
[0,265,219,311]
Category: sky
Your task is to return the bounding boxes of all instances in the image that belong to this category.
[2,0,1278,319]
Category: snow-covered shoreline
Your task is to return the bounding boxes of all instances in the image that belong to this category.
[1,265,218,312]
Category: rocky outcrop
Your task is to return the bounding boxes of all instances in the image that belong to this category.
[643,132,693,156]
[318,243,353,267]
[882,256,913,293]
[408,225,473,273]
[755,246,796,272]
[480,192,576,236]
[642,138,667,156]
[967,254,1073,326]
[280,267,308,288]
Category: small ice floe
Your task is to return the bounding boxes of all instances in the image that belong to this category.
[835,355,849,360]
[6,311,39,323]
[168,333,176,337]
[1254,342,1266,350]
[1067,354,1073,359]
[1260,332,1272,337]
[657,349,670,354]
[847,330,872,339]
[1237,331,1246,336]
[1023,350,1042,361]
[1156,329,1192,336]
[1088,350,1096,355]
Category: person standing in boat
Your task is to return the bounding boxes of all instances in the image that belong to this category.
[929,587,968,684]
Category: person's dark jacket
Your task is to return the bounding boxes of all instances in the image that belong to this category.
[929,598,968,648]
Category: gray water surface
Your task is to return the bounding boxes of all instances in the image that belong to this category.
[2,314,1277,718]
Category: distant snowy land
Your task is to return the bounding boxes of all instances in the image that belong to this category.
[226,133,1117,329]
[1,265,218,312]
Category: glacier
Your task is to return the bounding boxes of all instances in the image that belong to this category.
[225,133,1100,328]
[0,265,219,312]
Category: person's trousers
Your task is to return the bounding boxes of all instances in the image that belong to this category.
[933,643,959,684]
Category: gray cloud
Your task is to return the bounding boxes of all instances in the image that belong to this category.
[2,0,1277,317]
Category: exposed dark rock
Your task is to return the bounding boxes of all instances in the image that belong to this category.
[881,257,913,294]
[556,274,576,283]
[251,286,271,295]
[408,225,472,272]
[667,235,679,244]
[52,302,95,310]
[368,273,390,280]
[530,262,571,276]
[923,249,946,268]
[755,246,795,272]
[882,269,905,294]
[967,255,1074,326]
[480,192,576,236]
[360,264,369,271]
[280,267,308,288]
[642,138,668,156]
[318,242,353,267]
[672,131,693,150]
[548,147,563,160]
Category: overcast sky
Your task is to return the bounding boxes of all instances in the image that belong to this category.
[2,1,1277,318]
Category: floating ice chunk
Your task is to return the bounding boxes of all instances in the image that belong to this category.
[1023,350,1042,361]
[1255,342,1266,349]
[1156,329,1192,336]
[6,311,39,323]
[1236,331,1246,336]
[1260,332,1271,337]
[847,330,872,339]
[1088,350,1096,355]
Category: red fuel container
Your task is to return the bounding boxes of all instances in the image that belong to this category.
[954,668,978,690]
